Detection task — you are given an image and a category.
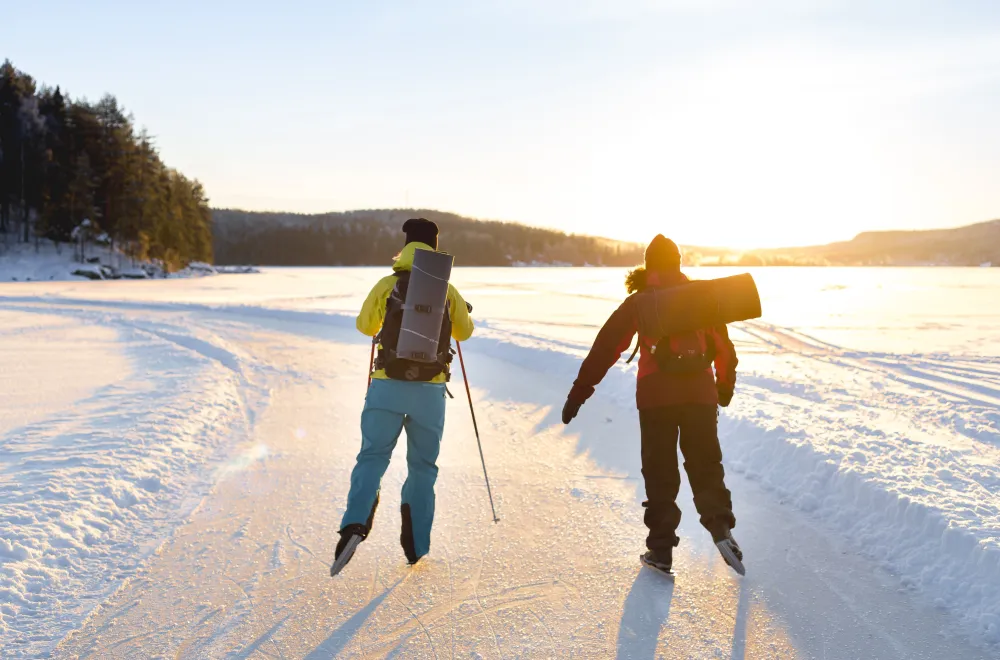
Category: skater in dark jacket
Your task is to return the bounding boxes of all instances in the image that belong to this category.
[561,234,744,575]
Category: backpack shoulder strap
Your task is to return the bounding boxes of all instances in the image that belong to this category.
[625,341,640,365]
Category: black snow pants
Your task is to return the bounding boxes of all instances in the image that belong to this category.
[639,404,735,553]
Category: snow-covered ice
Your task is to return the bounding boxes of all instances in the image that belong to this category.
[0,266,998,658]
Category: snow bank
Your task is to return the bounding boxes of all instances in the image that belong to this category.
[716,353,1000,644]
[0,241,94,282]
[720,415,1000,638]
[0,240,257,283]
[172,261,217,278]
[0,240,155,282]
[215,265,260,274]
[0,311,267,656]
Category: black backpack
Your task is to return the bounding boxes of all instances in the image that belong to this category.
[375,271,454,382]
[650,332,717,374]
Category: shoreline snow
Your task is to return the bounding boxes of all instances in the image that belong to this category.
[0,240,258,283]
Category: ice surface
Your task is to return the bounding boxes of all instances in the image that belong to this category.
[0,266,998,657]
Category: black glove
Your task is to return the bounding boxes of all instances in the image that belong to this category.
[717,385,734,408]
[561,398,582,424]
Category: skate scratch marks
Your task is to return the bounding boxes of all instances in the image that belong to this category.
[285,523,317,560]
[94,627,173,657]
[369,559,378,601]
[358,560,380,657]
[374,576,568,644]
[474,553,503,659]
[528,608,556,655]
[226,575,256,613]
[233,615,290,660]
[447,551,457,660]
[786,547,911,658]
[382,570,440,659]
[220,572,285,658]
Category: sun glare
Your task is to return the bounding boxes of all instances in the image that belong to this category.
[581,47,903,249]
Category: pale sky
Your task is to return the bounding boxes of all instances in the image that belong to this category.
[8,1,1000,248]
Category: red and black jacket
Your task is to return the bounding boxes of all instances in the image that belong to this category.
[568,271,738,409]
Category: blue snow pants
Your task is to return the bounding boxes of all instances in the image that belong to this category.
[340,378,446,560]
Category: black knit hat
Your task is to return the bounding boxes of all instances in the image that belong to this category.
[645,234,681,270]
[402,218,439,249]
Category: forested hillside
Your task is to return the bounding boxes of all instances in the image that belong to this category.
[213,209,646,267]
[0,60,212,270]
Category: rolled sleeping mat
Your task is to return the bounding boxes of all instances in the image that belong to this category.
[636,273,761,338]
[395,248,455,362]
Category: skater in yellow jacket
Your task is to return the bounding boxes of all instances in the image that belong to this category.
[332,219,474,575]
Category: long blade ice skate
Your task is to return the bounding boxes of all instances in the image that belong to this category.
[330,534,363,577]
[716,539,746,576]
[639,553,675,579]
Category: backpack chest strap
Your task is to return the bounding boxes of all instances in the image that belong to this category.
[400,303,436,314]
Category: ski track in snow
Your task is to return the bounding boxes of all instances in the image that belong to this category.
[0,274,997,657]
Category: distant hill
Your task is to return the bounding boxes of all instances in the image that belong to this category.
[212,209,646,267]
[213,209,1000,268]
[708,219,1000,267]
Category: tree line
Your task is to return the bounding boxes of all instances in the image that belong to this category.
[213,209,647,267]
[0,60,211,269]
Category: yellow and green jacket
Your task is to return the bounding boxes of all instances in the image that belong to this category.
[357,242,475,383]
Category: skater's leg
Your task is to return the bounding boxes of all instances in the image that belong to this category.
[341,380,405,531]
[678,404,735,535]
[639,407,682,554]
[399,383,447,562]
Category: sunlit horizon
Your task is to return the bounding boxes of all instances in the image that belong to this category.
[7,1,999,250]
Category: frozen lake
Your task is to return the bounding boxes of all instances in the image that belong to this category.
[1,266,998,657]
[8,266,998,354]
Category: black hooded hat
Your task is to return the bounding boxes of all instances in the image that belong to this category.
[403,218,439,249]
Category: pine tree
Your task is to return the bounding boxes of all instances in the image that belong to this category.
[67,152,97,234]
[38,86,75,242]
[1,60,213,269]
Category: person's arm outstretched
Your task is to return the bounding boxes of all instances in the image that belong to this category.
[563,299,637,424]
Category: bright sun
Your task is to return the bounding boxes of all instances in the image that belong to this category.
[576,49,900,250]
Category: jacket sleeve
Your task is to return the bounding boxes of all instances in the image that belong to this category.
[447,284,475,342]
[711,324,738,391]
[568,299,637,404]
[356,277,394,337]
